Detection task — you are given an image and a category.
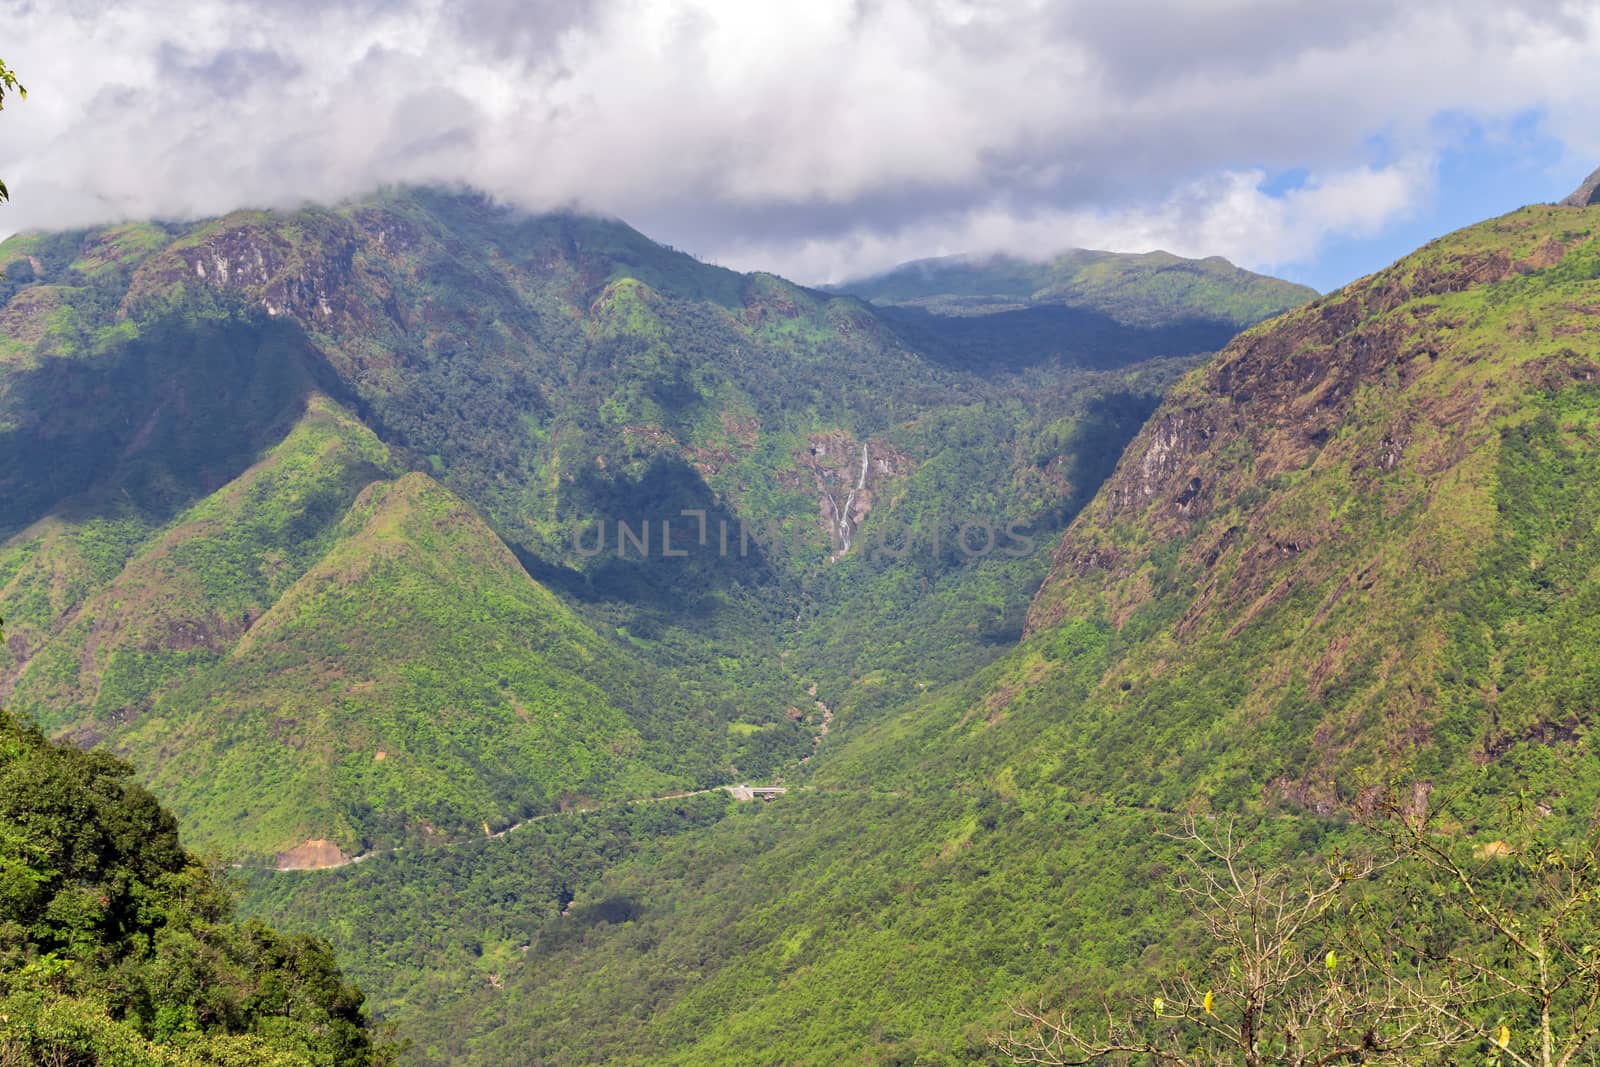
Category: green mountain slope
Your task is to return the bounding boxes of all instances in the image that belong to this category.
[834,247,1318,327]
[296,203,1600,1064]
[109,469,707,859]
[830,249,1314,379]
[0,704,379,1065]
[3,395,394,726]
[1022,203,1600,805]
[4,397,726,859]
[0,187,1298,862]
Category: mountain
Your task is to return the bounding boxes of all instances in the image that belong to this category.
[1562,165,1600,207]
[1,389,721,862]
[833,247,1315,328]
[1023,201,1600,804]
[264,200,1600,1064]
[0,187,1305,864]
[830,248,1316,378]
[0,704,378,1064]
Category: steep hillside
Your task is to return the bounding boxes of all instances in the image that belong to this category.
[0,703,379,1065]
[3,397,728,860]
[312,202,1600,1064]
[1023,202,1600,806]
[112,470,711,859]
[3,395,394,722]
[0,188,1297,861]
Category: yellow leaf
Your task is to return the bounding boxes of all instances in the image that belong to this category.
[1203,991,1214,1015]
[1153,996,1164,1015]
[1498,1025,1510,1049]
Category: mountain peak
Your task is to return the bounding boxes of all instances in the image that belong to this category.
[830,245,1315,331]
[1560,164,1600,206]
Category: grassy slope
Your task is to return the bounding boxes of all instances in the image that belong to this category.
[1,396,716,859]
[334,204,1600,1064]
[5,395,395,727]
[109,469,705,858]
[1022,204,1600,805]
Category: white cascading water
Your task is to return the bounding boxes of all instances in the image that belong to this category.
[836,443,869,552]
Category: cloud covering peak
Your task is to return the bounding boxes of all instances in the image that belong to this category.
[4,0,1599,285]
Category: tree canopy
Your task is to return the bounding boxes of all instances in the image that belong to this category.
[0,58,23,203]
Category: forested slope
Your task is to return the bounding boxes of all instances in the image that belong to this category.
[321,202,1600,1064]
[0,188,1305,861]
[0,704,380,1065]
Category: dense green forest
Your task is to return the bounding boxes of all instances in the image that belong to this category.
[39,183,1600,1066]
[230,202,1600,1063]
[0,701,382,1064]
[0,188,1305,864]
[241,793,734,1062]
[9,192,1600,1064]
[8,6,1600,1064]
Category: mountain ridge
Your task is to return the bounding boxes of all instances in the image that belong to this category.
[0,185,1309,860]
[830,245,1318,326]
[319,197,1600,1064]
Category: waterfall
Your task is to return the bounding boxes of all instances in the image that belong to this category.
[836,443,870,553]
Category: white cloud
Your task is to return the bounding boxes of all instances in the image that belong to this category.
[711,161,1433,282]
[0,0,1597,282]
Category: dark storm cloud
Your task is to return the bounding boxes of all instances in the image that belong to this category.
[2,0,1598,280]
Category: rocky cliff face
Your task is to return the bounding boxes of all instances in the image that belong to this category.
[1561,164,1600,207]
[1021,200,1600,806]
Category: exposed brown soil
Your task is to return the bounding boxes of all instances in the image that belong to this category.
[275,838,352,871]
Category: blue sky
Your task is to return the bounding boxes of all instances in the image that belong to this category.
[5,1,1600,290]
[1273,112,1583,293]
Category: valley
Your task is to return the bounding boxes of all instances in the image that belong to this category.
[314,196,1600,1065]
[10,181,1600,1066]
[0,187,1307,866]
[11,8,1600,1066]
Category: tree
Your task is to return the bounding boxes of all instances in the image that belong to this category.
[996,816,1453,1066]
[1356,793,1600,1067]
[0,59,24,203]
[994,804,1600,1066]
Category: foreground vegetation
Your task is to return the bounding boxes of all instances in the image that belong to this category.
[1001,803,1600,1067]
[0,703,381,1064]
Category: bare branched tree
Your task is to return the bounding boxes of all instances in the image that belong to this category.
[994,815,1466,1066]
[1358,794,1600,1067]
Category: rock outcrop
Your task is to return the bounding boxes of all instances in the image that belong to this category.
[1560,164,1600,207]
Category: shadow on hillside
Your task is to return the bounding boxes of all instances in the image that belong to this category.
[1057,389,1168,512]
[0,310,359,540]
[514,454,784,614]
